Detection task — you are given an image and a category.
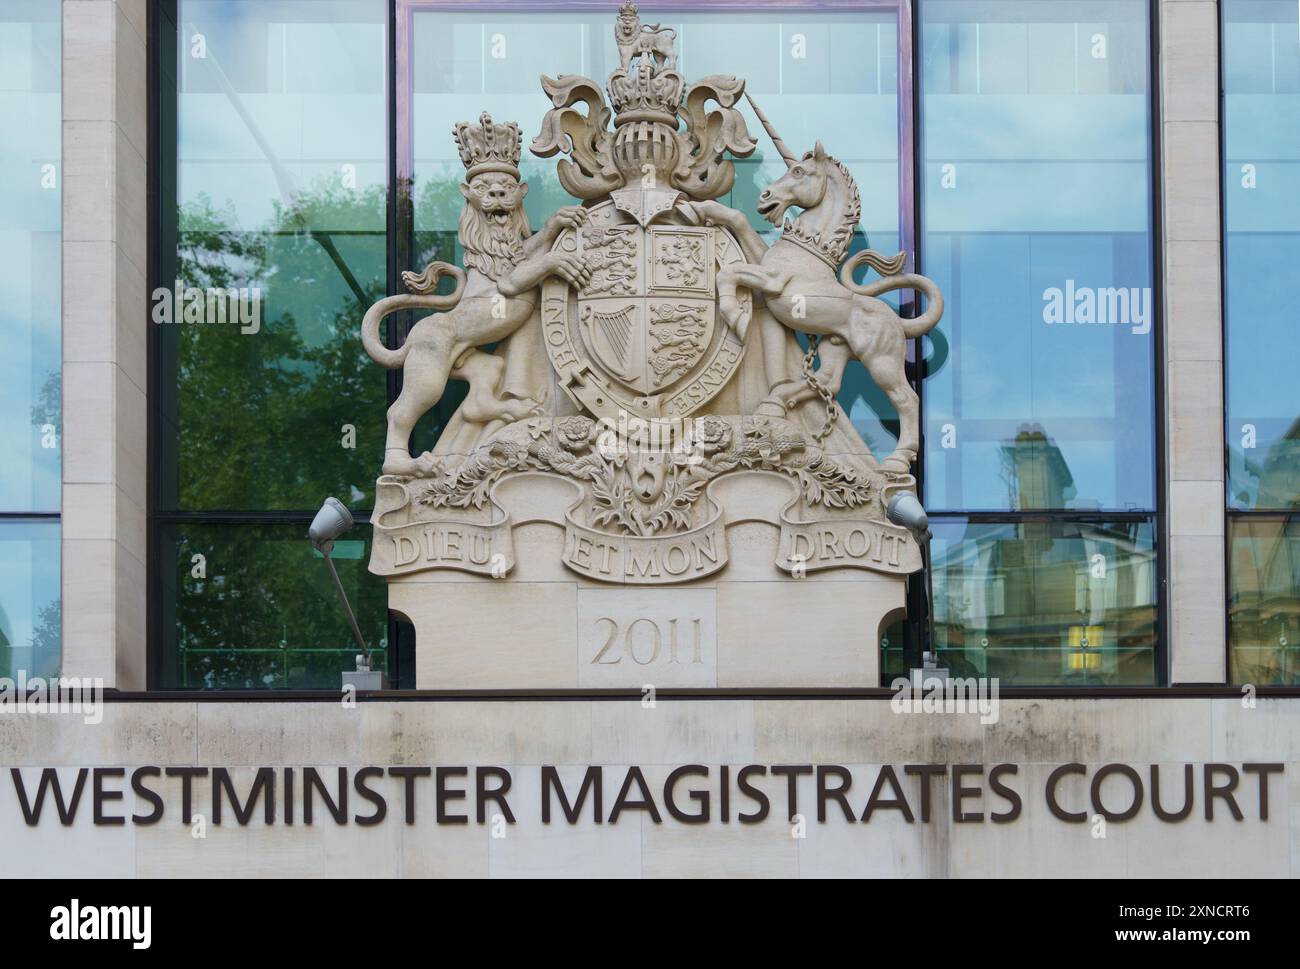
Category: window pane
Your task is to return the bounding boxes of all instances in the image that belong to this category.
[0,520,60,679]
[409,7,904,461]
[0,3,60,681]
[158,522,387,689]
[921,0,1156,512]
[1229,515,1300,684]
[159,0,388,512]
[1224,0,1300,510]
[0,1,60,512]
[931,517,1157,684]
[879,616,912,682]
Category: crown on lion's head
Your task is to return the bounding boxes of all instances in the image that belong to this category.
[453,112,522,179]
[615,3,640,37]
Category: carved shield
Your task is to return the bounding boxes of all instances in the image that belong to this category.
[540,201,750,422]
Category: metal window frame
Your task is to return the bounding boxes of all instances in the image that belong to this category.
[146,0,395,688]
[912,0,1168,685]
[1217,1,1300,685]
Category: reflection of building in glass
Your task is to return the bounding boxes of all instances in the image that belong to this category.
[1238,417,1300,511]
[999,423,1076,510]
[916,0,1159,684]
[932,519,1157,684]
[1229,516,1300,685]
[934,424,1155,684]
[1223,0,1300,683]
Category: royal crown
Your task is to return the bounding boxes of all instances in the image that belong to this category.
[532,5,755,202]
[453,112,522,179]
[608,66,685,125]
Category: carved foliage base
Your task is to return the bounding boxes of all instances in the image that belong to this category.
[370,415,923,585]
[372,413,917,687]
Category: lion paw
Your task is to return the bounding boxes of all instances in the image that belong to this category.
[382,450,445,478]
[414,451,443,476]
[382,451,421,477]
[492,397,545,423]
[720,296,746,332]
[460,393,544,425]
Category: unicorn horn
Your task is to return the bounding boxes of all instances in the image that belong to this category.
[744,92,798,169]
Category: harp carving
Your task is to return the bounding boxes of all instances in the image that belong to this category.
[581,303,638,376]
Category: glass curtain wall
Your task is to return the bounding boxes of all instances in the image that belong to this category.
[150,0,1167,689]
[154,0,389,687]
[1223,0,1300,684]
[150,0,909,688]
[914,0,1158,684]
[0,1,61,680]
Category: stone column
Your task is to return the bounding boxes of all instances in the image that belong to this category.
[1160,0,1226,683]
[61,0,149,688]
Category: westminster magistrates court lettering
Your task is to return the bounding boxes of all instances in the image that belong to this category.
[10,763,1284,828]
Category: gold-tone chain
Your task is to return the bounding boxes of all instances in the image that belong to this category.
[801,336,839,445]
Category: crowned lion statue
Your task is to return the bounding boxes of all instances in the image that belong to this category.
[360,113,592,476]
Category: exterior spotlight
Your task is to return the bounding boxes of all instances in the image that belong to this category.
[886,492,931,544]
[886,492,942,677]
[310,496,355,553]
[309,498,386,690]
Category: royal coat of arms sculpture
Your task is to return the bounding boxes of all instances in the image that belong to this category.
[360,4,944,687]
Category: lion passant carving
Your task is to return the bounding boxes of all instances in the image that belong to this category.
[614,1,676,72]
[362,3,941,591]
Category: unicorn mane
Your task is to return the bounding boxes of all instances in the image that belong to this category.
[782,151,862,266]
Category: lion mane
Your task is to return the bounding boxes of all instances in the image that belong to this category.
[458,201,532,281]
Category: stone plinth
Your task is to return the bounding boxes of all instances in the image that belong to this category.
[389,503,905,690]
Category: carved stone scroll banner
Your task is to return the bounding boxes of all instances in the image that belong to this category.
[369,480,516,578]
[373,516,515,578]
[373,457,915,584]
[562,491,728,583]
[776,513,921,577]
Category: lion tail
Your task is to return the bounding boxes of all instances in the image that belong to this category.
[360,262,467,369]
[839,250,944,339]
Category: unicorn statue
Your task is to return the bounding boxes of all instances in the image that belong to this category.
[680,95,943,475]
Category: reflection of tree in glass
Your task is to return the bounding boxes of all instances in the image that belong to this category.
[0,599,59,681]
[162,179,390,688]
[170,182,387,511]
[29,371,59,435]
[27,599,59,680]
[170,523,386,690]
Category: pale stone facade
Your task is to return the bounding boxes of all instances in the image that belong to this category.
[1160,0,1227,684]
[61,0,149,690]
[2,698,1298,878]
[34,0,1278,879]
